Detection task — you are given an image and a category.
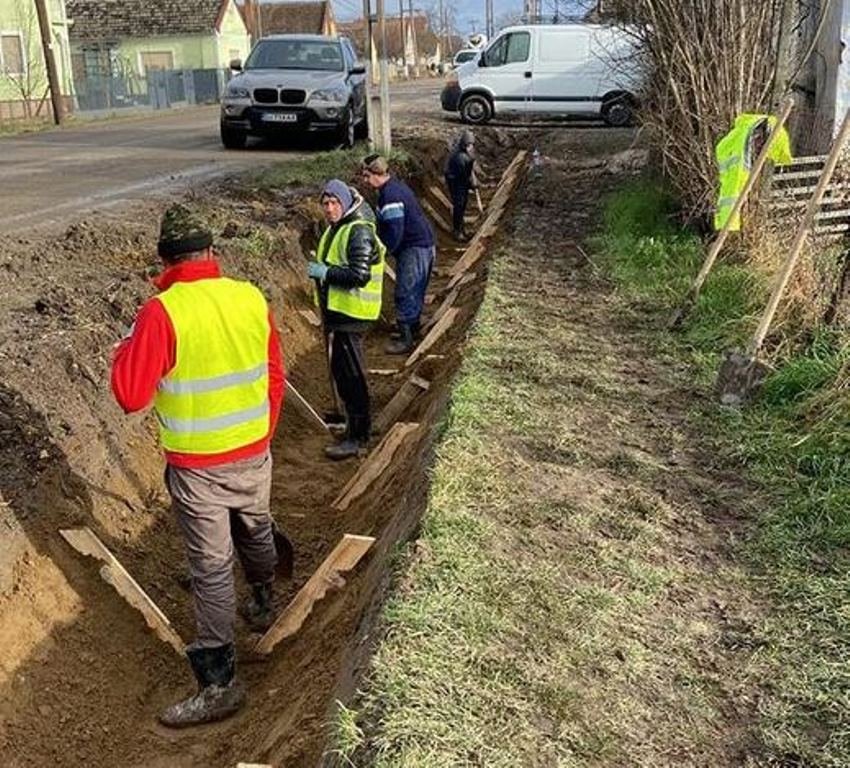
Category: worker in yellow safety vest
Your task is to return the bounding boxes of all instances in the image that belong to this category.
[714,113,793,231]
[111,204,286,728]
[307,179,386,460]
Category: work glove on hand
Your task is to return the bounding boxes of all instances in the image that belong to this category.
[308,261,328,281]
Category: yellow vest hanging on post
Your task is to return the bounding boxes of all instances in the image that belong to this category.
[714,113,793,232]
[315,220,386,321]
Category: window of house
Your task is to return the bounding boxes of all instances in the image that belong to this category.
[1,33,25,76]
[140,51,174,73]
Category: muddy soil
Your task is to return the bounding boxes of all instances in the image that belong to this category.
[0,114,541,767]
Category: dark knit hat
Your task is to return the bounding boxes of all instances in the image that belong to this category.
[362,153,389,174]
[321,179,354,212]
[158,204,213,259]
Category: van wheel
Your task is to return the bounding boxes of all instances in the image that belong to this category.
[460,94,492,125]
[601,94,636,127]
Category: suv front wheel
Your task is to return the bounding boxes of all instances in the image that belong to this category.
[221,125,247,149]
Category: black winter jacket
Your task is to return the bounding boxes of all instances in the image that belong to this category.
[317,189,381,330]
[445,146,476,191]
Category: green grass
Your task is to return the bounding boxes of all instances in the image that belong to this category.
[596,179,850,766]
[328,181,774,766]
[253,146,413,190]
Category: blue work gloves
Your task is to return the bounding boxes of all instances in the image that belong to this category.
[308,261,328,281]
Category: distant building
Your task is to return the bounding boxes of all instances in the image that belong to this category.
[338,13,443,67]
[67,0,250,105]
[240,1,336,39]
[0,0,75,119]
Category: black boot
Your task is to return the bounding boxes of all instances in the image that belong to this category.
[385,323,415,355]
[325,416,369,461]
[240,581,274,632]
[159,644,245,728]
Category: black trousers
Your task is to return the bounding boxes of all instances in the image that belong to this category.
[328,329,370,441]
[447,179,470,234]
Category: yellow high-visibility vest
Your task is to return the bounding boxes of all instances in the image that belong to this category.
[316,219,385,321]
[154,277,270,455]
[714,113,793,231]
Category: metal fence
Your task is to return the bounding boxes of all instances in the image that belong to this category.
[72,68,233,113]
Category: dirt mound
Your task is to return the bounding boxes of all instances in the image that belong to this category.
[0,129,519,766]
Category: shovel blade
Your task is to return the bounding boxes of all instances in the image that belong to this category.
[715,350,771,406]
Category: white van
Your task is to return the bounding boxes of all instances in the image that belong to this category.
[440,24,643,126]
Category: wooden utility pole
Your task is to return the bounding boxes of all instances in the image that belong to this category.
[367,0,391,152]
[408,0,419,76]
[399,0,407,74]
[33,0,63,125]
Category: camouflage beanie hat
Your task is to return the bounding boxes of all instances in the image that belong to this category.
[158,203,213,259]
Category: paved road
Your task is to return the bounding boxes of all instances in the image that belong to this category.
[0,80,443,234]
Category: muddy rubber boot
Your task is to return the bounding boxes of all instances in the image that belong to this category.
[384,324,415,355]
[240,582,274,632]
[453,229,470,243]
[160,644,245,729]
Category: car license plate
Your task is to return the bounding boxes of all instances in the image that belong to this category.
[262,112,297,123]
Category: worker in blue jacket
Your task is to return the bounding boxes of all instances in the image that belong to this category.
[361,154,437,354]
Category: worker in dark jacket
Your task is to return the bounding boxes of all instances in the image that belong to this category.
[361,153,436,354]
[308,180,385,460]
[445,129,477,242]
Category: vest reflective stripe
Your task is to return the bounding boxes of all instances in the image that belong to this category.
[316,219,385,321]
[714,112,793,232]
[158,362,268,395]
[157,401,270,434]
[154,277,270,455]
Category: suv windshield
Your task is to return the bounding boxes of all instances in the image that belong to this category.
[246,39,344,71]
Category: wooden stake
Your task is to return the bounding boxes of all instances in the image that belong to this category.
[429,184,454,211]
[405,307,460,368]
[385,264,397,283]
[60,528,185,655]
[253,534,375,655]
[332,422,419,511]
[374,375,430,434]
[421,198,453,233]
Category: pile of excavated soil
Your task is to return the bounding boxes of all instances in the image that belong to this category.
[0,127,522,766]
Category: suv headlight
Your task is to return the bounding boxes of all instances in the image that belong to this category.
[310,86,348,103]
[225,84,250,99]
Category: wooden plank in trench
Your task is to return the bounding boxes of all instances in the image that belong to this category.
[405,307,460,369]
[253,534,375,655]
[374,375,431,434]
[60,527,185,655]
[331,422,420,511]
[424,273,476,333]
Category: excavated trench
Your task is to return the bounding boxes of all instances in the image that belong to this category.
[0,129,524,767]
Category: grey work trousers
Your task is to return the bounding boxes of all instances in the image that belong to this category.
[165,451,278,648]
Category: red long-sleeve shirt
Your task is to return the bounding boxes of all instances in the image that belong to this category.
[111,259,285,469]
